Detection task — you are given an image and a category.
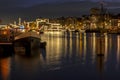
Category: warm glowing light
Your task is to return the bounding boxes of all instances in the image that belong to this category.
[83,33,86,62]
[0,58,10,80]
[21,29,25,32]
[3,31,7,35]
[44,31,63,35]
[104,34,108,63]
[92,33,96,64]
[80,36,83,57]
[117,36,120,69]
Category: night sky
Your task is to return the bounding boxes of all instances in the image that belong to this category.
[0,0,120,24]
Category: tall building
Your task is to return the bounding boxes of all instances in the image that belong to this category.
[18,18,21,25]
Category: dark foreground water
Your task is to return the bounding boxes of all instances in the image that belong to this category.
[0,33,120,80]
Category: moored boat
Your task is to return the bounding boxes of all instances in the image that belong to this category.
[13,30,41,56]
[0,29,14,57]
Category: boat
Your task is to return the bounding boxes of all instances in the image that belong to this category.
[0,29,14,57]
[0,28,14,43]
[13,29,41,56]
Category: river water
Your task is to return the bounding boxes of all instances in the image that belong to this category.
[0,33,120,80]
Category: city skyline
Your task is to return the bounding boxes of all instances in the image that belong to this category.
[0,0,120,24]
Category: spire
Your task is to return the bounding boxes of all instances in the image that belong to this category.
[99,0,107,15]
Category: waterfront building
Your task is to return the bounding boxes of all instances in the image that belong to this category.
[36,18,50,31]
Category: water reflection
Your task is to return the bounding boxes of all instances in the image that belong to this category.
[92,33,96,64]
[83,33,86,63]
[40,48,46,61]
[104,34,108,63]
[1,33,120,80]
[116,35,120,69]
[0,46,13,57]
[96,34,105,74]
[0,58,11,80]
[96,55,104,80]
[42,33,109,68]
[0,46,13,80]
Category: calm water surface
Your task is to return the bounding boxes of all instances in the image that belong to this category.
[0,33,120,80]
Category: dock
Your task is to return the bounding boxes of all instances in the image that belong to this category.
[0,42,13,45]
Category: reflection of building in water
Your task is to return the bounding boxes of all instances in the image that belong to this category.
[92,33,96,64]
[83,33,86,62]
[45,36,64,66]
[69,37,72,57]
[79,33,83,57]
[96,34,105,55]
[75,34,80,57]
[56,37,60,57]
[0,58,11,80]
[96,34,105,74]
[64,37,68,57]
[116,36,120,69]
[96,55,104,74]
[88,33,107,65]
[104,34,108,63]
[108,35,112,54]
